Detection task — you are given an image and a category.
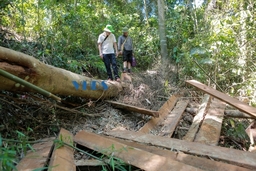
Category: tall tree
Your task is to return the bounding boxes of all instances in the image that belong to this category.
[157,0,168,62]
[143,0,149,24]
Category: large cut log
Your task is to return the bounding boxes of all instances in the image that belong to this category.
[224,110,253,118]
[186,108,254,119]
[0,46,122,99]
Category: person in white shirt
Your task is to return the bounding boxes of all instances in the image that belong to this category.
[98,24,120,82]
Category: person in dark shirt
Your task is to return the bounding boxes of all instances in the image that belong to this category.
[118,27,134,74]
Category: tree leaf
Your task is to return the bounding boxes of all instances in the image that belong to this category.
[190,47,208,58]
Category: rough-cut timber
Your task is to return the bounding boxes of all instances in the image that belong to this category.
[245,121,256,152]
[0,46,122,99]
[187,108,253,119]
[74,130,202,171]
[16,138,54,171]
[186,80,256,118]
[106,130,256,170]
[224,110,253,118]
[160,99,188,137]
[185,107,198,114]
[183,95,210,141]
[194,98,225,145]
[139,95,179,133]
[48,128,75,171]
[105,100,159,117]
[106,136,250,171]
[75,159,106,166]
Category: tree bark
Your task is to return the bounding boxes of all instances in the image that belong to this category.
[157,0,177,81]
[157,0,168,61]
[143,0,149,25]
[0,46,122,99]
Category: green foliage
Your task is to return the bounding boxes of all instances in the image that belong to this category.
[0,0,159,75]
[101,144,132,171]
[226,119,248,140]
[0,144,17,171]
[222,118,250,149]
[0,134,16,171]
[164,0,256,104]
[16,129,35,156]
[0,129,34,171]
[1,0,256,103]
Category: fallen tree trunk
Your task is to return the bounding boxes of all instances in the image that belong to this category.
[0,46,122,99]
[186,108,253,119]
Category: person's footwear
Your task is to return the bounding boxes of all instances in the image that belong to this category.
[128,69,131,74]
[107,78,113,82]
[123,68,127,73]
[115,77,121,82]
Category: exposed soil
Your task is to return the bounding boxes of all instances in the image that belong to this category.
[0,69,184,138]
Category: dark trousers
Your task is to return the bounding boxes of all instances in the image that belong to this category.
[103,53,119,80]
[123,50,133,63]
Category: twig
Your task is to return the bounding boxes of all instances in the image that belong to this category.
[74,91,106,110]
[54,103,100,117]
[2,138,52,144]
[228,137,247,151]
[0,98,41,123]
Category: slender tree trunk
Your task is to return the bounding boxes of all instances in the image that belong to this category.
[207,0,217,11]
[143,0,149,25]
[158,0,177,80]
[0,46,122,99]
[237,0,247,81]
[157,0,168,61]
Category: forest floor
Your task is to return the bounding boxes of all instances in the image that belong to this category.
[1,68,192,139]
[0,66,252,163]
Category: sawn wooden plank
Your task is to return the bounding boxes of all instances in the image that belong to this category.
[160,99,189,137]
[16,138,54,171]
[106,100,159,117]
[186,80,256,118]
[183,94,211,141]
[106,130,256,170]
[139,95,179,133]
[74,130,203,171]
[194,98,226,146]
[106,135,250,171]
[48,128,76,171]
